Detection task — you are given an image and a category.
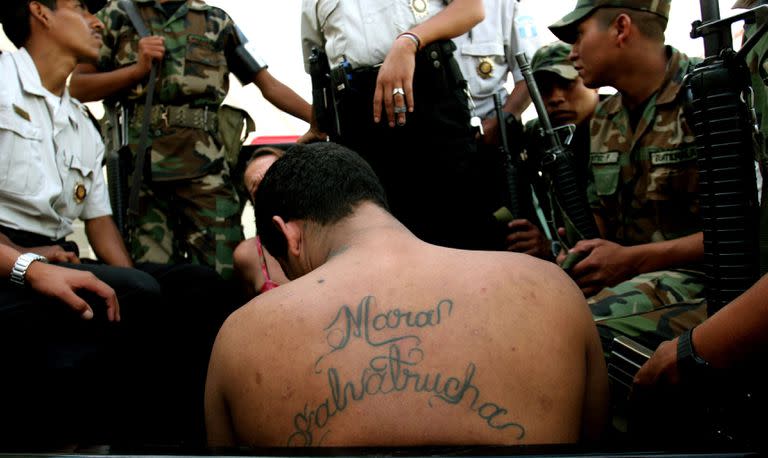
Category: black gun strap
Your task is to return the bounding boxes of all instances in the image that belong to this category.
[119,0,150,38]
[118,0,158,231]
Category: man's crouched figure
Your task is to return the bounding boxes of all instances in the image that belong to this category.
[205,142,609,446]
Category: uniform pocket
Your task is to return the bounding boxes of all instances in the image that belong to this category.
[0,106,44,195]
[460,41,505,81]
[646,148,698,200]
[183,35,226,96]
[590,151,621,197]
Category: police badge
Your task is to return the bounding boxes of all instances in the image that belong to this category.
[74,183,87,204]
[410,0,429,19]
[477,57,494,79]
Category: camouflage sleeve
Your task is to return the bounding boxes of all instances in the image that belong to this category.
[95,0,128,72]
[222,12,268,84]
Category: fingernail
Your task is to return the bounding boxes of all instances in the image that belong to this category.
[81,309,94,320]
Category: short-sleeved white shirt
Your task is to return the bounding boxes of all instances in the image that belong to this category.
[453,0,542,118]
[301,0,446,71]
[0,49,111,240]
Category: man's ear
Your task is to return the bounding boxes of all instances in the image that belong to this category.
[29,1,52,29]
[272,216,302,257]
[614,13,632,45]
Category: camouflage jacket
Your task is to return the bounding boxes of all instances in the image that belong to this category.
[587,46,702,246]
[96,0,243,181]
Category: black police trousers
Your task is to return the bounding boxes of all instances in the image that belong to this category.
[332,41,504,250]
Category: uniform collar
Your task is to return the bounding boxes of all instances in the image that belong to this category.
[11,49,47,99]
[134,0,210,11]
[11,48,80,126]
[601,46,693,116]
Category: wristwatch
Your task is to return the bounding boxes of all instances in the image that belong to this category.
[10,253,48,287]
[676,327,710,379]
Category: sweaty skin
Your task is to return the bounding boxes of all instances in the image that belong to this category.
[206,204,608,446]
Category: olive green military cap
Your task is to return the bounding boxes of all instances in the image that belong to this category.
[531,41,578,80]
[549,0,671,43]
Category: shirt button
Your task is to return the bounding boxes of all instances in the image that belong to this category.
[164,28,172,33]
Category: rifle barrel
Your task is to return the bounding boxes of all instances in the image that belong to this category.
[515,53,559,149]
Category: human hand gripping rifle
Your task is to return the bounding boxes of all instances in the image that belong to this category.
[514,53,600,270]
[686,0,767,314]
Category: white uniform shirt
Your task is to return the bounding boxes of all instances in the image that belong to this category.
[453,0,542,118]
[0,49,111,240]
[301,0,446,71]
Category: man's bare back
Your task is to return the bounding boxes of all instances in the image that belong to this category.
[205,143,607,447]
[206,217,607,446]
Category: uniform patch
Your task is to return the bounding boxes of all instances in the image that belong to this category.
[650,148,697,165]
[12,104,30,122]
[590,151,620,165]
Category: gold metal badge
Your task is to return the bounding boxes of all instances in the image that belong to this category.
[410,0,429,19]
[74,183,87,204]
[477,57,494,79]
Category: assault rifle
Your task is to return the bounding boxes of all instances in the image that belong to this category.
[104,103,131,238]
[514,53,600,270]
[491,91,527,223]
[686,0,767,314]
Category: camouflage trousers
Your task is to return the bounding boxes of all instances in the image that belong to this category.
[129,171,244,280]
[589,269,708,356]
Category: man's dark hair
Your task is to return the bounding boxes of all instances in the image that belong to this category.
[594,7,667,42]
[2,0,58,48]
[254,142,389,259]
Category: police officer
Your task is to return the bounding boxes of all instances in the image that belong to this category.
[302,0,501,250]
[0,0,237,443]
[69,0,322,280]
[549,0,708,353]
[454,0,541,130]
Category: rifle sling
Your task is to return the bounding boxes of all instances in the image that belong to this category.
[118,0,158,230]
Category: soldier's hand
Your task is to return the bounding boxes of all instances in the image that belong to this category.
[32,245,80,264]
[566,238,637,297]
[136,36,166,75]
[373,36,416,127]
[296,126,327,144]
[506,219,551,259]
[633,338,680,387]
[25,262,120,322]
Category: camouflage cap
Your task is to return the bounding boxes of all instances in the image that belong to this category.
[549,0,671,43]
[531,41,578,80]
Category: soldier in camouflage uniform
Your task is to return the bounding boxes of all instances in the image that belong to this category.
[69,0,322,279]
[549,0,708,354]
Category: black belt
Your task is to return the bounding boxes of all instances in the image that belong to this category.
[0,226,80,257]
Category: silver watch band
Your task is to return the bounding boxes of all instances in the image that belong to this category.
[10,253,48,287]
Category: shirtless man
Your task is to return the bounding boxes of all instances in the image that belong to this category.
[205,142,607,447]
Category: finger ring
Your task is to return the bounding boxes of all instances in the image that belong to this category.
[392,87,405,96]
[394,106,407,114]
